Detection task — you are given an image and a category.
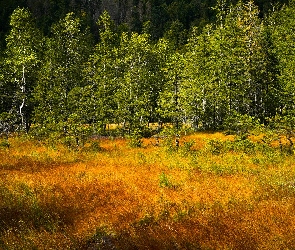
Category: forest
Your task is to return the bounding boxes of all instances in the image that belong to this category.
[2,1,295,249]
[0,0,294,144]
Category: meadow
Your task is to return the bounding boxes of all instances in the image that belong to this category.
[1,131,295,249]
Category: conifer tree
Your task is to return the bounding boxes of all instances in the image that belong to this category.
[183,23,228,129]
[183,0,279,129]
[222,0,279,121]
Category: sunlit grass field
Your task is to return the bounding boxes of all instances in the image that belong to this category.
[1,132,295,249]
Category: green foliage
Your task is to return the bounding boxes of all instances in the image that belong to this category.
[180,140,195,156]
[32,12,93,144]
[229,137,257,154]
[159,172,175,188]
[83,11,119,130]
[205,139,227,155]
[115,31,167,133]
[158,51,184,130]
[0,1,294,140]
[0,112,18,136]
[61,114,93,148]
[0,140,10,148]
[267,113,295,154]
[223,112,260,137]
[159,127,180,153]
[270,0,295,110]
[183,0,280,129]
[127,129,143,148]
[136,213,155,227]
[205,135,274,156]
[84,141,102,153]
[4,7,42,132]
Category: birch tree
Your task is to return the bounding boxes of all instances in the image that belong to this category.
[115,31,166,133]
[270,0,295,114]
[33,12,93,144]
[158,51,184,130]
[83,11,120,133]
[5,8,42,132]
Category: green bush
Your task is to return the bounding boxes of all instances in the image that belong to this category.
[223,112,260,137]
[205,139,227,154]
[180,140,195,156]
[0,140,10,148]
[159,172,178,189]
[127,129,143,148]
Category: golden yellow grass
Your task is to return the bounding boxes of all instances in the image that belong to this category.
[1,133,295,249]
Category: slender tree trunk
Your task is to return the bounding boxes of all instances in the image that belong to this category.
[20,65,26,131]
[174,75,179,131]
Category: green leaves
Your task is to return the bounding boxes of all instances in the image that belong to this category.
[1,2,295,140]
[6,8,40,67]
[4,7,42,132]
[158,51,183,130]
[114,31,167,132]
[181,1,280,130]
[83,12,120,130]
[270,0,295,110]
[32,12,93,142]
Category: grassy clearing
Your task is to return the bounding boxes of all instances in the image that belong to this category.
[1,132,295,249]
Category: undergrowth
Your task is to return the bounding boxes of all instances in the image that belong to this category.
[1,132,295,249]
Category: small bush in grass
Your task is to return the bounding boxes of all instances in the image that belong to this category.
[81,140,102,153]
[223,112,260,138]
[231,137,256,154]
[180,140,195,156]
[137,213,155,227]
[90,140,101,151]
[159,172,178,189]
[0,140,10,148]
[159,172,172,188]
[127,129,143,148]
[205,139,227,154]
[159,127,181,153]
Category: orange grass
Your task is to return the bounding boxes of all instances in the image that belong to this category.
[1,133,295,249]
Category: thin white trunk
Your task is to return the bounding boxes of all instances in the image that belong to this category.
[20,65,26,130]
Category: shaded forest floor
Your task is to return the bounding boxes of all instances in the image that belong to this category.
[1,132,295,249]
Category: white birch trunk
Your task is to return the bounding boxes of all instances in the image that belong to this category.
[19,65,26,130]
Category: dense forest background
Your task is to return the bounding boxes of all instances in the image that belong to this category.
[0,0,295,145]
[0,0,289,48]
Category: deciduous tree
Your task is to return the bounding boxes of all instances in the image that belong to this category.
[4,7,42,132]
[33,12,93,144]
